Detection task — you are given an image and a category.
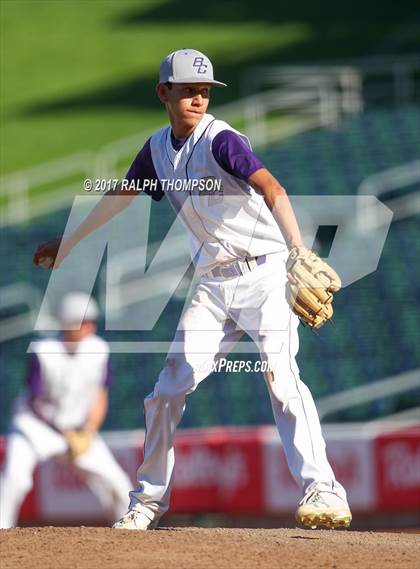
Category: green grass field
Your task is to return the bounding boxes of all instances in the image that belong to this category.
[1,0,418,178]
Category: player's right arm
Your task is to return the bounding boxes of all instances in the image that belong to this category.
[33,187,136,269]
[33,139,162,269]
[25,352,65,432]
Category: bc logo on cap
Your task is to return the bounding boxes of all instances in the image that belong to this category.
[192,57,208,74]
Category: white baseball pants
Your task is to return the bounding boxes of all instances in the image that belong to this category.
[129,252,345,519]
[0,409,132,528]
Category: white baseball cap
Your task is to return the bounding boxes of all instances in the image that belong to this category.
[159,49,227,87]
[58,292,99,324]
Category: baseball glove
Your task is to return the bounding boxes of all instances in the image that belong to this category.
[65,430,93,461]
[33,237,62,269]
[286,247,341,329]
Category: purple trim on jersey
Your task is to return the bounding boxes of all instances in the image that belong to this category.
[170,128,265,181]
[125,138,164,201]
[103,359,112,388]
[126,129,265,202]
[26,353,42,400]
[211,130,265,181]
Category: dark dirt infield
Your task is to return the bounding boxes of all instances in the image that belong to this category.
[1,527,418,569]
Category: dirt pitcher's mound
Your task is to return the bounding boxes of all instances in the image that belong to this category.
[1,527,418,569]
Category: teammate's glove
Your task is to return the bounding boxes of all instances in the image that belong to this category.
[33,236,62,269]
[286,247,341,329]
[65,430,93,461]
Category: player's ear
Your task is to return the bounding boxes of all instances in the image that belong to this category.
[156,83,169,103]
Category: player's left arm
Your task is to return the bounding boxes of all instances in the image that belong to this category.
[83,387,109,433]
[83,356,112,433]
[249,168,304,251]
[250,168,342,328]
[212,130,303,251]
[63,358,111,460]
[63,387,108,460]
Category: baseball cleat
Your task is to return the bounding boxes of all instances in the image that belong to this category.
[295,482,352,530]
[112,507,160,530]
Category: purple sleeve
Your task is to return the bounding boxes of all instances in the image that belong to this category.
[103,358,112,388]
[125,138,165,202]
[212,130,265,182]
[26,353,42,400]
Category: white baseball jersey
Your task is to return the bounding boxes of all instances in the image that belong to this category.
[150,113,288,274]
[17,335,110,431]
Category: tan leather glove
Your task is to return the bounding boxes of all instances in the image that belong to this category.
[286,247,341,329]
[65,430,94,461]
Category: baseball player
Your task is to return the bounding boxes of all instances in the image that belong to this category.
[0,292,132,528]
[32,49,352,530]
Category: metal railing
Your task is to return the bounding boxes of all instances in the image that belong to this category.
[247,54,420,107]
[317,369,420,421]
[0,283,45,342]
[356,160,420,231]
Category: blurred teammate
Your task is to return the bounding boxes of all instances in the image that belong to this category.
[33,49,352,530]
[0,292,132,528]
